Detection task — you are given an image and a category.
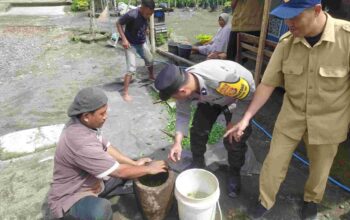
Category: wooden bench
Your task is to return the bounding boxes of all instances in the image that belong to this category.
[236,32,277,83]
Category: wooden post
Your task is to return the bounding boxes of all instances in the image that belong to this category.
[90,0,96,39]
[127,0,131,10]
[254,0,271,85]
[150,14,156,53]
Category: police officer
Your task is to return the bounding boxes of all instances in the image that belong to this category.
[155,59,256,198]
[225,0,350,219]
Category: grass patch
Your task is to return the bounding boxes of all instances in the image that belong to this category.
[148,90,225,150]
[71,0,89,11]
[0,148,55,219]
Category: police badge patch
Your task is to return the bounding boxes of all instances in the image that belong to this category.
[215,77,250,100]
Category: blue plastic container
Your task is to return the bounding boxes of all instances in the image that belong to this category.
[154,9,165,22]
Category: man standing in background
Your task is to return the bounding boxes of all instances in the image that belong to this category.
[116,0,155,102]
[226,0,263,61]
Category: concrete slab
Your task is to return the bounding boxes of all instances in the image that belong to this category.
[0,0,68,5]
[0,124,64,153]
[0,3,10,12]
[4,5,66,15]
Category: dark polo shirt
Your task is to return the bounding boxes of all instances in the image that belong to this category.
[118,8,148,45]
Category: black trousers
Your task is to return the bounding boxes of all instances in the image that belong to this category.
[226,31,261,62]
[190,103,252,176]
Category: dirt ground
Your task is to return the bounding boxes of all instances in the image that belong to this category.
[1,6,350,220]
[0,7,223,219]
[0,8,222,137]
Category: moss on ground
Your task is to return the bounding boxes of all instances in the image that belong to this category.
[0,148,55,219]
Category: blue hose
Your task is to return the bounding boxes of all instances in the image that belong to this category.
[251,119,350,193]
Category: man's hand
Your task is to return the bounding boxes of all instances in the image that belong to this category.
[135,157,152,166]
[168,142,182,162]
[224,119,249,143]
[217,52,227,60]
[122,39,130,49]
[146,160,168,174]
[207,52,217,59]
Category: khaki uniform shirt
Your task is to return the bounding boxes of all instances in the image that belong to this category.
[176,60,256,136]
[231,0,263,32]
[261,14,350,145]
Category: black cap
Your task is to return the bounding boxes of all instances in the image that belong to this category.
[155,64,187,101]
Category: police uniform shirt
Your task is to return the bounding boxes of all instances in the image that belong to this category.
[261,13,350,145]
[176,60,256,136]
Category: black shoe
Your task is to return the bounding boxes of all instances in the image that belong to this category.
[250,202,269,219]
[301,201,317,220]
[227,175,241,198]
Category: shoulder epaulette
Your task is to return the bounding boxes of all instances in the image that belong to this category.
[279,31,292,42]
[342,24,350,33]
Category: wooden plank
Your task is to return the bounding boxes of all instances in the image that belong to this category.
[242,51,258,61]
[265,39,277,48]
[241,43,258,53]
[240,33,260,44]
[263,49,273,58]
[150,15,156,53]
[156,48,196,66]
[254,0,272,85]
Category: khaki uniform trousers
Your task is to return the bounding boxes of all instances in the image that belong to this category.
[259,128,339,209]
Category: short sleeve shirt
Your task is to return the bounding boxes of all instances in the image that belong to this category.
[261,14,350,144]
[48,118,119,218]
[118,8,148,45]
[176,60,256,136]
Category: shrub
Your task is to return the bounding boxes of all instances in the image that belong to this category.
[71,0,89,11]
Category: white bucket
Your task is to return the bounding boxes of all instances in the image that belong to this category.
[175,169,220,220]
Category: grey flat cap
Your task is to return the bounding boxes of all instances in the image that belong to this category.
[67,87,108,117]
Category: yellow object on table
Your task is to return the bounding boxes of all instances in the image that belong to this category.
[195,34,213,45]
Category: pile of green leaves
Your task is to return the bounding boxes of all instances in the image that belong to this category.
[195,34,213,45]
[71,0,89,11]
[224,1,231,8]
